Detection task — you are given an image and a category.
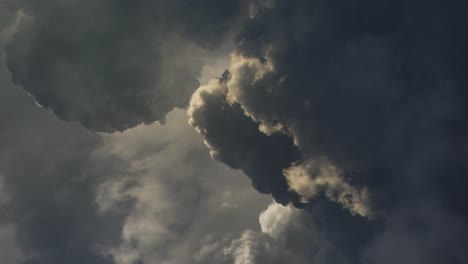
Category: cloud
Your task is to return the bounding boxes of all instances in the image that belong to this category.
[2,1,468,264]
[0,49,273,263]
[361,203,468,264]
[191,0,468,211]
[0,2,23,47]
[189,0,468,262]
[0,175,24,264]
[92,109,273,264]
[0,223,24,264]
[223,202,345,264]
[188,76,302,205]
[1,22,276,264]
[189,54,375,216]
[284,160,373,218]
[4,0,247,132]
[0,47,129,263]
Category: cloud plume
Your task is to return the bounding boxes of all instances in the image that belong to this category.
[1,0,468,263]
[189,0,468,262]
[5,0,246,132]
[189,76,302,205]
[284,160,373,218]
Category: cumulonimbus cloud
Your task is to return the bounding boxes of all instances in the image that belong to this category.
[4,0,247,132]
[2,0,468,263]
[189,0,468,262]
[188,75,302,205]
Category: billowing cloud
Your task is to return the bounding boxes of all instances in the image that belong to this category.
[189,0,468,262]
[91,109,277,264]
[284,160,373,218]
[4,0,247,132]
[188,76,302,205]
[189,54,375,216]
[191,0,468,210]
[0,47,273,263]
[223,202,345,264]
[0,46,129,263]
[1,19,277,264]
[2,1,468,264]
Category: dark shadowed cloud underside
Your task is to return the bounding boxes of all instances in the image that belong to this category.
[1,1,468,264]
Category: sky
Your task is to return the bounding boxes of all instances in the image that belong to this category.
[0,1,467,264]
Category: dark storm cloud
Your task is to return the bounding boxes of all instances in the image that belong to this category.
[0,4,278,262]
[229,0,468,215]
[5,0,247,132]
[189,0,468,262]
[0,33,274,264]
[0,49,266,264]
[1,0,468,263]
[188,75,302,205]
[0,49,131,263]
[361,202,468,264]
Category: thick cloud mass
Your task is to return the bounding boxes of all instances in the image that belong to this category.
[2,1,468,264]
[0,48,274,263]
[189,76,301,205]
[0,34,278,263]
[189,0,468,262]
[0,47,128,263]
[192,0,468,212]
[5,0,245,132]
[224,203,333,264]
[93,110,273,264]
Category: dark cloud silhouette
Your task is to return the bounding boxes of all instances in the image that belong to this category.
[0,50,130,263]
[188,75,302,205]
[234,0,468,215]
[0,54,274,264]
[2,0,468,263]
[190,0,468,262]
[5,0,247,132]
[0,44,274,264]
[361,202,468,264]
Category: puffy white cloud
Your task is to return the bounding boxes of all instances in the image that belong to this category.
[224,202,343,264]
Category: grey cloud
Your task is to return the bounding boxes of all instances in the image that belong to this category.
[95,109,272,264]
[0,51,272,264]
[5,0,247,132]
[0,43,132,263]
[188,76,302,205]
[0,223,24,264]
[361,203,468,264]
[2,1,468,264]
[227,0,468,210]
[0,1,22,46]
[189,0,468,262]
[1,18,277,264]
[222,202,346,264]
[0,63,273,264]
[284,160,373,218]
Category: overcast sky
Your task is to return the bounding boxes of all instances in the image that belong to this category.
[0,1,467,264]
